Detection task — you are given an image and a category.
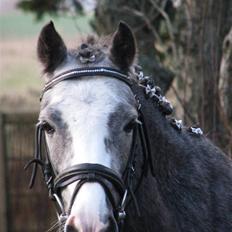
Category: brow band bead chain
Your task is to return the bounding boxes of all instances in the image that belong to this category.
[170,118,183,131]
[189,127,203,135]
[80,54,96,64]
[41,68,131,100]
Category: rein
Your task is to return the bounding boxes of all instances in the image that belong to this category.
[25,67,155,230]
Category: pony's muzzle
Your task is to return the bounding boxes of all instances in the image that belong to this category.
[63,182,119,232]
[65,215,118,232]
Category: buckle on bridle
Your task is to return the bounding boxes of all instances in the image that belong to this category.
[118,190,128,221]
[58,213,68,223]
[118,210,127,220]
[53,193,66,219]
[86,173,96,181]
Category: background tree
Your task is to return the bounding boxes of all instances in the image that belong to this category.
[174,0,232,154]
[17,0,83,19]
[92,0,175,92]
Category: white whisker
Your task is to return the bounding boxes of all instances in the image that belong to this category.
[46,219,62,232]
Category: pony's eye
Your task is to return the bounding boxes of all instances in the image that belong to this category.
[42,122,55,135]
[123,119,137,133]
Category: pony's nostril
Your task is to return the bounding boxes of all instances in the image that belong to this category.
[65,216,79,232]
[65,215,118,232]
[65,225,78,232]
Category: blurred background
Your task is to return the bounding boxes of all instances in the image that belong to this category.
[0,0,231,231]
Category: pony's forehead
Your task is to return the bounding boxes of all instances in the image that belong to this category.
[77,35,111,50]
[51,45,117,80]
[40,77,137,114]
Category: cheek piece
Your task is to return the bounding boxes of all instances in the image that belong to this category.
[25,66,168,231]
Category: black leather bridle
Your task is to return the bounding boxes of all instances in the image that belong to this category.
[25,67,155,230]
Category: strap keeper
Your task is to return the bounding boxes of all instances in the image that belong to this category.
[86,173,96,181]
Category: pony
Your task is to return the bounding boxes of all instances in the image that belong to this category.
[30,21,232,232]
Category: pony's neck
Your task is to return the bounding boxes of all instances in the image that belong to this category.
[132,82,182,179]
[126,83,181,230]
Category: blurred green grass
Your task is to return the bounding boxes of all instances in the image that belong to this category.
[0,11,93,39]
[0,10,93,111]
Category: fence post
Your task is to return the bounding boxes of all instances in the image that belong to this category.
[0,113,8,232]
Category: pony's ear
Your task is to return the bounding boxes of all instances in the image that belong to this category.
[37,21,67,73]
[110,21,136,71]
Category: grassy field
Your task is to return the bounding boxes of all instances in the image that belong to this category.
[0,11,92,39]
[0,10,93,112]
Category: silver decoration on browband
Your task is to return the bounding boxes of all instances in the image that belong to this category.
[189,127,203,135]
[80,54,96,64]
[158,96,171,105]
[43,68,128,91]
[145,84,157,98]
[171,119,183,130]
[134,65,173,115]
[138,71,144,81]
[175,120,183,130]
[118,190,128,220]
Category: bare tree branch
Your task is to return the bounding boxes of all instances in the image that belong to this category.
[171,85,195,123]
[149,0,178,61]
[121,6,162,44]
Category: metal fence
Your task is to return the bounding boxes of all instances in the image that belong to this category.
[0,112,56,232]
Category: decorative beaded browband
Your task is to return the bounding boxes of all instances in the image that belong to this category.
[40,67,132,101]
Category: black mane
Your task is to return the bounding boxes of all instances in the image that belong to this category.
[125,73,232,231]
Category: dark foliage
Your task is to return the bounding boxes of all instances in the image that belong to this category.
[17,0,83,20]
[93,0,175,93]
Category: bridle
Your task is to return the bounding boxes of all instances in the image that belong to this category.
[25,66,170,230]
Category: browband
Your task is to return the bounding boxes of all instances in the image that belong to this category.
[40,67,132,100]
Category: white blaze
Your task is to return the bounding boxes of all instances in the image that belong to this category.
[48,77,121,228]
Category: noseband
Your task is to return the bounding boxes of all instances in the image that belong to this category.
[25,67,158,230]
